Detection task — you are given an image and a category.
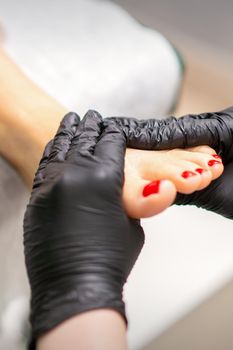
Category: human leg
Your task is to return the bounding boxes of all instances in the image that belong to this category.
[0,49,223,219]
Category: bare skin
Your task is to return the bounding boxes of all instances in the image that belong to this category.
[0,49,67,183]
[124,146,223,218]
[37,310,128,350]
[0,49,224,219]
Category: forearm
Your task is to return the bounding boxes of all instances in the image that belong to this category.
[37,309,128,350]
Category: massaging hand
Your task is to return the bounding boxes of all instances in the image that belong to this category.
[174,161,233,218]
[23,110,144,348]
[106,106,233,219]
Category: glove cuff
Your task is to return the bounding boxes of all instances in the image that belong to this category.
[28,278,126,349]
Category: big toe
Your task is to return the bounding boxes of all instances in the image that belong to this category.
[123,174,177,219]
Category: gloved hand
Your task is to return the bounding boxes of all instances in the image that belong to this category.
[175,160,233,218]
[107,106,233,163]
[24,110,144,349]
[105,106,233,219]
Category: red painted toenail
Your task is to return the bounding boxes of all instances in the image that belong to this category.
[208,159,221,167]
[212,154,222,160]
[143,180,160,197]
[181,171,197,179]
[195,168,206,174]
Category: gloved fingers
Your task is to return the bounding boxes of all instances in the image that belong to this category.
[33,139,54,188]
[105,116,161,130]
[107,107,233,161]
[94,120,126,173]
[176,160,233,220]
[164,109,233,160]
[105,116,178,149]
[66,110,102,161]
[47,112,80,164]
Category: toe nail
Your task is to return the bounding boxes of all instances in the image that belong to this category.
[208,159,221,167]
[181,171,197,179]
[195,168,206,174]
[212,154,222,160]
[143,180,160,197]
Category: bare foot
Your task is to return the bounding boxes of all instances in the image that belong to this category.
[123,145,224,218]
[0,50,224,220]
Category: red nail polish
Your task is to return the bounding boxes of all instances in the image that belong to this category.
[208,159,221,167]
[212,154,222,160]
[143,180,160,197]
[195,168,205,174]
[182,171,197,179]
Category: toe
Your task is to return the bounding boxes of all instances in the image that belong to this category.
[167,160,204,194]
[123,174,177,219]
[166,148,224,182]
[142,158,205,194]
[206,156,224,180]
[194,167,212,190]
[186,145,218,156]
[139,179,177,218]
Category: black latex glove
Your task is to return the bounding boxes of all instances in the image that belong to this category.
[24,111,144,349]
[106,106,233,162]
[175,161,233,218]
[106,106,233,219]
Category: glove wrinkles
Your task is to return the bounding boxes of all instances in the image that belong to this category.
[106,106,233,219]
[107,106,233,163]
[24,111,144,349]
